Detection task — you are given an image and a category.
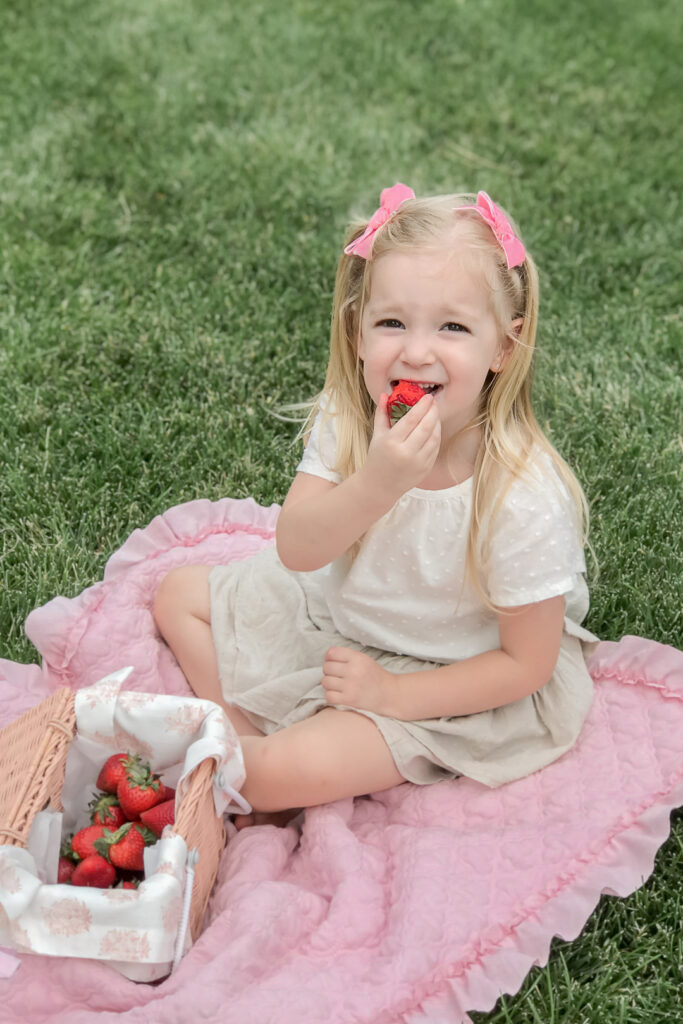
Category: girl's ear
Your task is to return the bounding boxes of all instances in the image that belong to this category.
[510,317,524,336]
[490,317,523,372]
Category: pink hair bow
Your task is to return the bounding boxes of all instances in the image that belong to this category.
[344,182,415,259]
[455,191,526,268]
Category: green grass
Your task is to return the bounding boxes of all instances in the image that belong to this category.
[1,0,682,1018]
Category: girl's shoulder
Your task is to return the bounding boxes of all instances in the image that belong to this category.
[483,445,583,554]
[483,446,587,606]
[296,391,342,484]
[499,446,575,513]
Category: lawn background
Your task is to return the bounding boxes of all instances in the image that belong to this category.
[1,0,681,1019]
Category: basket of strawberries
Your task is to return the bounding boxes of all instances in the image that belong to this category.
[0,668,249,981]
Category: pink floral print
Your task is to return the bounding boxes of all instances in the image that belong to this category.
[99,929,151,960]
[164,706,206,735]
[44,898,92,937]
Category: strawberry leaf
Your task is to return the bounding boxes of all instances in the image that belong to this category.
[136,824,159,845]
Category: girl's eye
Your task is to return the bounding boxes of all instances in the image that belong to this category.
[377,318,404,329]
[442,322,469,333]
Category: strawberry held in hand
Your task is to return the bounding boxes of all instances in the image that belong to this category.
[117,754,163,819]
[387,380,431,424]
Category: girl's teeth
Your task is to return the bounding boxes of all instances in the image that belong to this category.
[390,381,442,394]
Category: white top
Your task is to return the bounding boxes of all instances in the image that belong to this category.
[296,406,589,663]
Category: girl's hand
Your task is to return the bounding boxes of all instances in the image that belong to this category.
[361,392,441,503]
[322,647,392,715]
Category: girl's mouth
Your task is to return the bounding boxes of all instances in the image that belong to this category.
[390,380,443,395]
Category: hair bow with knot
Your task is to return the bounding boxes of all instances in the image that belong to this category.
[344,183,415,259]
[455,191,526,269]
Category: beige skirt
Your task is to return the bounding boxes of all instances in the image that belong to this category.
[209,547,598,788]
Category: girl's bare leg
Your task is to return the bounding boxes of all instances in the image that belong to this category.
[153,565,264,738]
[238,707,404,812]
[153,568,404,823]
[153,566,301,827]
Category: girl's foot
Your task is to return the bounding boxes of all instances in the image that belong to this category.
[233,808,303,830]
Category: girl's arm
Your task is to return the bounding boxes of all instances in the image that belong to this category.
[276,470,396,572]
[321,595,567,719]
[277,394,440,572]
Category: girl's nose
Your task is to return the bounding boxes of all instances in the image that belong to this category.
[400,332,435,367]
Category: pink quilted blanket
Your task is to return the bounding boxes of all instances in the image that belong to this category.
[1,497,682,1024]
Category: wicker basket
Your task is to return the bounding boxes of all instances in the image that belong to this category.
[0,689,226,942]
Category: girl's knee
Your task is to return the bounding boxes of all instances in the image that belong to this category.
[238,727,346,812]
[153,568,181,632]
[239,736,277,810]
[152,565,210,633]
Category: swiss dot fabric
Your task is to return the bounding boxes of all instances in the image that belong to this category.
[296,407,589,663]
[297,401,343,484]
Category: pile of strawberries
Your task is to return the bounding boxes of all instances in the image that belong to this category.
[58,752,176,889]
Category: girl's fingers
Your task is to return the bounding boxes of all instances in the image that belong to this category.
[323,649,351,679]
[401,401,440,448]
[374,393,392,436]
[325,646,350,662]
[368,391,440,488]
[390,393,434,435]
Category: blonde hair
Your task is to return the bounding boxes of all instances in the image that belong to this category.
[300,192,589,606]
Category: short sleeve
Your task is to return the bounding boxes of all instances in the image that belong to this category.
[485,455,586,607]
[295,401,343,484]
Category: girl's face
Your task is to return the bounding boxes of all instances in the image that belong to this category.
[358,244,513,448]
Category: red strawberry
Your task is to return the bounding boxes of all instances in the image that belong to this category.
[156,783,175,804]
[95,822,156,872]
[71,854,117,888]
[118,879,140,890]
[59,834,77,859]
[96,753,129,794]
[387,380,430,424]
[88,791,128,828]
[117,869,145,886]
[71,824,107,860]
[140,798,175,837]
[58,856,76,883]
[117,755,163,819]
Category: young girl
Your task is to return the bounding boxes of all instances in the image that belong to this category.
[153,184,598,826]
